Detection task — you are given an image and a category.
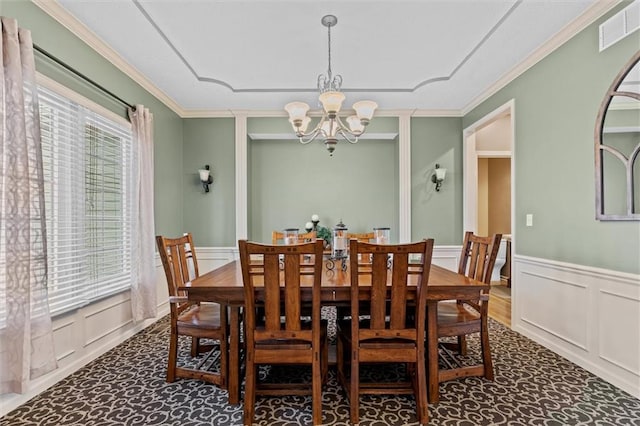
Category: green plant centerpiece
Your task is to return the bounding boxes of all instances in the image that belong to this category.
[316,226,332,249]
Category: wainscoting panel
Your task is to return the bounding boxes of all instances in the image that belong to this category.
[513,255,640,399]
[431,245,461,272]
[519,269,588,351]
[83,294,133,348]
[598,289,640,377]
[194,247,238,274]
[51,317,77,364]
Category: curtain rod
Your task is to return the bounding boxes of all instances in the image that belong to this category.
[33,44,135,110]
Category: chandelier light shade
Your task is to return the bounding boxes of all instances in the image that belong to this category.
[285,15,378,155]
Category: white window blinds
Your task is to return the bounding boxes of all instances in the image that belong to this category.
[38,86,136,316]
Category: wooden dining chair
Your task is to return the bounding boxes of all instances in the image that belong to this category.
[346,232,374,242]
[346,232,375,262]
[156,234,228,387]
[271,230,317,245]
[431,231,501,402]
[239,239,327,426]
[337,238,434,426]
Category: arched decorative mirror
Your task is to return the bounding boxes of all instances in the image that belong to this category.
[595,51,640,220]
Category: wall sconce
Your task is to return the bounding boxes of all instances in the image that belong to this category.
[198,165,213,193]
[431,164,447,192]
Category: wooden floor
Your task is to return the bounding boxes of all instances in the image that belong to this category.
[489,283,511,327]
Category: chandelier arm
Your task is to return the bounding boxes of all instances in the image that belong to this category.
[297,122,324,144]
[337,128,360,144]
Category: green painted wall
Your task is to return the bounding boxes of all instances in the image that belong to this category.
[411,117,464,245]
[9,1,639,273]
[463,3,640,274]
[247,117,399,244]
[182,119,236,246]
[2,0,184,238]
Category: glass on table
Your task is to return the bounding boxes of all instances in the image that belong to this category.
[374,227,390,244]
[283,228,299,245]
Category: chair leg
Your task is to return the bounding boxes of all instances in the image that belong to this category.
[190,337,199,357]
[415,355,429,425]
[457,335,467,355]
[481,321,494,381]
[336,334,344,386]
[243,360,256,426]
[427,303,440,404]
[322,339,329,385]
[350,351,359,425]
[167,330,178,383]
[312,351,323,426]
[220,333,228,388]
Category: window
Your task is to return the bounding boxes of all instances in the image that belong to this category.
[38,86,136,315]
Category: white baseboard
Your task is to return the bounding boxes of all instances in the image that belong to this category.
[512,254,640,399]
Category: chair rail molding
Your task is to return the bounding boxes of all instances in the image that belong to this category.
[512,254,640,399]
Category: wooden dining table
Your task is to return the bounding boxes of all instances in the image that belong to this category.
[179,258,489,405]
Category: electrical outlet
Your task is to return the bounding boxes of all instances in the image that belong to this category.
[526,214,533,227]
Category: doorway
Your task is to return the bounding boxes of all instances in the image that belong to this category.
[463,100,515,326]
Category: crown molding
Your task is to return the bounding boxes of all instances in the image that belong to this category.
[248,132,399,141]
[180,110,236,118]
[410,109,462,117]
[32,0,186,117]
[180,108,463,118]
[461,0,621,115]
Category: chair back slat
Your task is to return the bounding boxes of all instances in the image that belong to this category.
[370,250,389,330]
[389,252,409,330]
[263,252,281,330]
[348,232,375,263]
[283,253,302,331]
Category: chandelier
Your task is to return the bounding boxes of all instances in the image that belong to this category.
[285,15,378,156]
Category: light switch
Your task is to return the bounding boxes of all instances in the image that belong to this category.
[526,214,533,227]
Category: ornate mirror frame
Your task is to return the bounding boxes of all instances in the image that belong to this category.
[594,51,640,221]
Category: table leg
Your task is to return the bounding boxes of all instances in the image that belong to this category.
[228,306,241,405]
[427,300,440,404]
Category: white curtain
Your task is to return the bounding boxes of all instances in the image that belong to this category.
[128,105,156,322]
[0,17,57,394]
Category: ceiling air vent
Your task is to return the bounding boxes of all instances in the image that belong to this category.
[599,0,640,51]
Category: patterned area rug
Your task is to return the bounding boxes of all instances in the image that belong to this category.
[2,309,639,426]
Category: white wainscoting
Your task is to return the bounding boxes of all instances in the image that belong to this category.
[431,245,462,272]
[194,246,239,273]
[0,246,237,417]
[512,255,640,399]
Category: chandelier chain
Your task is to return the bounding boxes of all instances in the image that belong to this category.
[327,24,332,82]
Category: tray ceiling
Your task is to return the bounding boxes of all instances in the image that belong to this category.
[51,0,601,113]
